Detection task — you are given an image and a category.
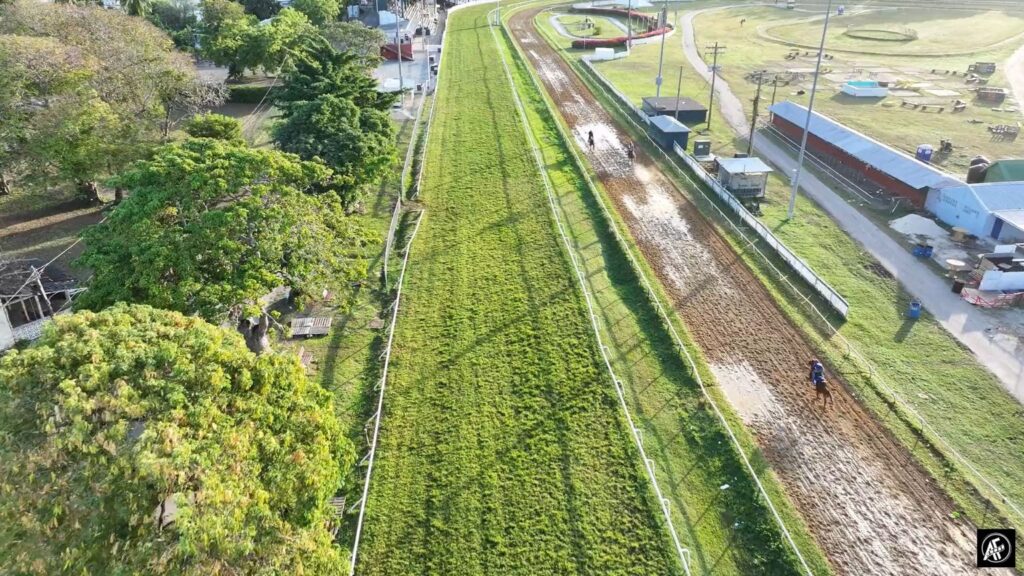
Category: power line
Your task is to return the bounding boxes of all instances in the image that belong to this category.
[704,42,725,131]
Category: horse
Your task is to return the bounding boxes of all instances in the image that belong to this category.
[814,378,833,408]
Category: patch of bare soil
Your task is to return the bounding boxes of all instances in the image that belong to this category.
[508,7,1004,574]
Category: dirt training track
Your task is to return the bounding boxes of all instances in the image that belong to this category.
[507,7,1006,575]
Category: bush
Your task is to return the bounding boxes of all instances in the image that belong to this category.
[184,112,243,141]
[227,83,279,103]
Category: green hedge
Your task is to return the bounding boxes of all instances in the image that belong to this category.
[227,84,280,103]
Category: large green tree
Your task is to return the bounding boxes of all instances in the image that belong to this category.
[320,20,386,67]
[272,42,396,206]
[0,304,352,575]
[290,0,339,26]
[199,4,317,78]
[74,139,374,353]
[274,93,394,206]
[0,1,210,201]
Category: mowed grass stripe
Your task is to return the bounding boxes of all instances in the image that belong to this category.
[357,5,679,576]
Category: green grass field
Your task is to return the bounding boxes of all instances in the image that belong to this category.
[498,11,830,575]
[693,6,1024,174]
[765,8,1024,56]
[555,14,625,39]
[354,5,681,574]
[547,5,1024,557]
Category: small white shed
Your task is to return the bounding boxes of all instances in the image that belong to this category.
[926,182,1024,242]
[716,156,773,199]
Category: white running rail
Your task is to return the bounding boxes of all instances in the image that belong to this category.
[525,15,819,575]
[489,5,698,573]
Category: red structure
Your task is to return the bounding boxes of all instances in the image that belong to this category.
[381,43,413,61]
[768,101,959,208]
[569,8,671,49]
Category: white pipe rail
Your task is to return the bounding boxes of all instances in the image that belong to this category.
[490,6,696,573]
[574,52,1024,532]
[525,17,818,575]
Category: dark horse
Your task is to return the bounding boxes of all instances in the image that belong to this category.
[815,378,833,408]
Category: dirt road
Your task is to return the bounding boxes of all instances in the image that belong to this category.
[509,7,999,575]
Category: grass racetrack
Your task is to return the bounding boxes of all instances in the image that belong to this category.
[355,4,679,575]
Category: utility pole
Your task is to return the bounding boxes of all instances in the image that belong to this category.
[655,7,668,96]
[674,65,684,123]
[704,42,725,131]
[747,73,764,156]
[788,0,833,219]
[770,73,780,108]
[626,0,635,52]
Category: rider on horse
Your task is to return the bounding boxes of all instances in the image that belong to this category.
[808,358,825,386]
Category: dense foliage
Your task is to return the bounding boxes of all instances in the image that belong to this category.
[74,139,374,352]
[273,42,396,206]
[290,0,339,26]
[320,21,386,67]
[0,304,352,575]
[199,1,317,78]
[0,0,217,200]
[183,112,243,141]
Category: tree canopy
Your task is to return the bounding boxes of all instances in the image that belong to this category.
[272,42,396,206]
[290,0,339,26]
[0,304,352,575]
[274,93,395,206]
[199,2,318,78]
[0,0,213,200]
[184,112,244,141]
[73,138,374,352]
[320,20,386,67]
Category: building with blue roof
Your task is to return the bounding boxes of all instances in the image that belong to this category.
[768,101,961,207]
[926,182,1024,242]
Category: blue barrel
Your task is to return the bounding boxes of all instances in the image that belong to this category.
[912,243,933,258]
[908,300,922,319]
[916,145,934,163]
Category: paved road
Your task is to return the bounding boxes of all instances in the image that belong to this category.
[680,7,1024,404]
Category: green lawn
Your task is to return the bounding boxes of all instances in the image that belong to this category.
[550,6,1024,560]
[500,10,830,575]
[693,6,1024,174]
[555,14,626,39]
[354,5,681,575]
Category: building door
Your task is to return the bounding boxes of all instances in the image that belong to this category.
[992,218,1004,239]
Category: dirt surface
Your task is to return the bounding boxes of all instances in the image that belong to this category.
[508,7,1003,575]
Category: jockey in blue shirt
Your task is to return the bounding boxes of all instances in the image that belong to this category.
[808,359,825,386]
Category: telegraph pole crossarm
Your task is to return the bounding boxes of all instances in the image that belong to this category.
[704,42,725,132]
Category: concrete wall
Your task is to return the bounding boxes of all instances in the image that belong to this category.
[771,114,927,207]
[926,186,995,238]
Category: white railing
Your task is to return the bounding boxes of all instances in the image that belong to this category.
[524,16,817,576]
[490,8,695,575]
[577,50,1024,534]
[675,143,850,317]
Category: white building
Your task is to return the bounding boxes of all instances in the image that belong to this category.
[925,182,1024,242]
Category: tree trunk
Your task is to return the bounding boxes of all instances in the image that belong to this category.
[77,180,101,204]
[114,187,124,203]
[0,172,9,196]
[238,313,272,354]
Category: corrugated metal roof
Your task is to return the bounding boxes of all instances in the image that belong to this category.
[642,96,707,112]
[993,209,1024,232]
[649,114,690,133]
[769,101,961,190]
[970,182,1024,211]
[718,156,773,174]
